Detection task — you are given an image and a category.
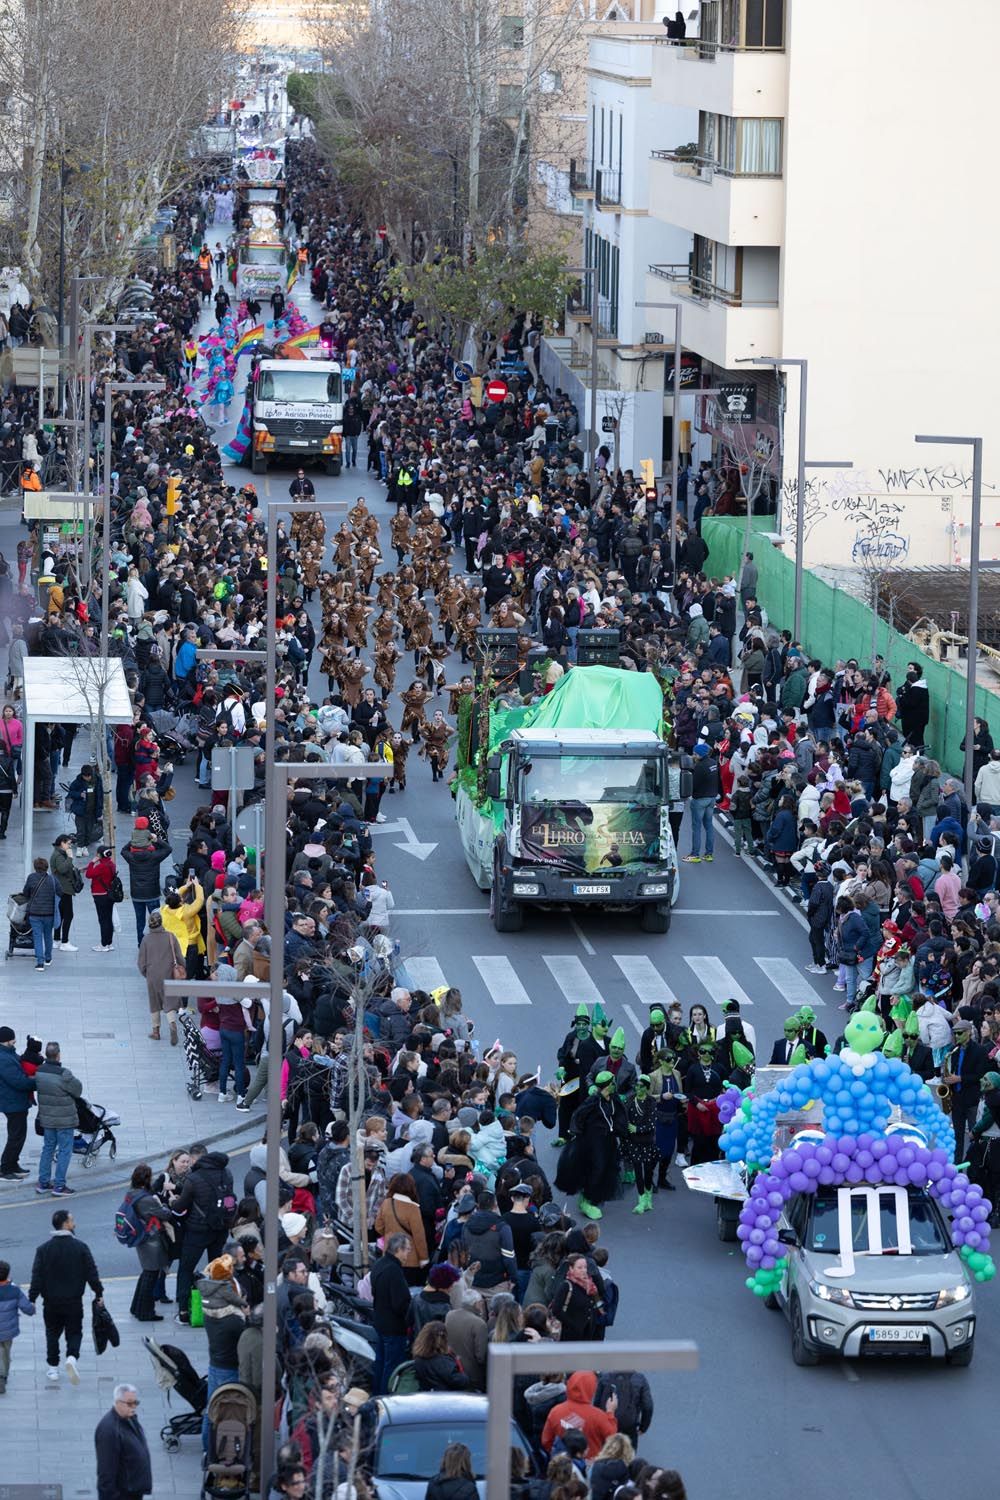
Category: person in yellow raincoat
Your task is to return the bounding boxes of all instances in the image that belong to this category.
[161,879,205,978]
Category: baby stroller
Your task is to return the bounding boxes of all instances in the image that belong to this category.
[179,1009,220,1100]
[72,1097,119,1166]
[6,893,35,959]
[202,1383,257,1500]
[144,1337,208,1450]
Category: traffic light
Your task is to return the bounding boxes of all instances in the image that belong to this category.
[639,458,655,490]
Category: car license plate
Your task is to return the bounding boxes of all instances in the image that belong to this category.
[288,440,310,446]
[573,883,611,896]
[866,1326,925,1342]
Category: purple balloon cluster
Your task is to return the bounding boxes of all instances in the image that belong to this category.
[717,1086,743,1127]
[737,1133,993,1279]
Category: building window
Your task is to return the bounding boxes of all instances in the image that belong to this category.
[498,83,523,115]
[697,111,782,175]
[706,0,784,50]
[500,15,524,47]
[538,69,562,93]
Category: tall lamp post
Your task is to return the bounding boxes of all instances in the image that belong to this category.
[567,263,599,488]
[635,299,682,567]
[101,381,164,657]
[735,355,852,643]
[915,433,984,810]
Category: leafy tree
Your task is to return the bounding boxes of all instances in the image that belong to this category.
[388,242,572,369]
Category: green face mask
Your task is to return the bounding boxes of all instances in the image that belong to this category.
[609,1047,624,1059]
[575,1023,591,1039]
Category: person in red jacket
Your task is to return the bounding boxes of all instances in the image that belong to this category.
[84,847,118,953]
[540,1370,617,1460]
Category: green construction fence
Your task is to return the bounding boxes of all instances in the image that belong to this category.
[701,517,996,779]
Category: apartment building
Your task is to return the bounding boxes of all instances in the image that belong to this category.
[558,0,1000,568]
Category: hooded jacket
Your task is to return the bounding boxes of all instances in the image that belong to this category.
[170,1151,233,1232]
[462,1207,516,1287]
[199,1272,247,1366]
[540,1370,618,1458]
[0,1045,32,1114]
[121,842,172,900]
[34,1059,82,1129]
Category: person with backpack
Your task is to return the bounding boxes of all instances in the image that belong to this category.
[168,1144,235,1324]
[593,1369,654,1449]
[117,1164,170,1323]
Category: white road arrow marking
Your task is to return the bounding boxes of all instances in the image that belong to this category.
[369,814,438,861]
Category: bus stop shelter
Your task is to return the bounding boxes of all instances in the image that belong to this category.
[20,657,133,876]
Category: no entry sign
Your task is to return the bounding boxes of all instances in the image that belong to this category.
[486,379,508,402]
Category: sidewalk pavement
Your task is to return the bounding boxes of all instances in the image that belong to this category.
[2,1280,213,1496]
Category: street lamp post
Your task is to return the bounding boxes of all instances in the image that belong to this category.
[635,299,682,566]
[915,433,984,810]
[567,264,600,489]
[736,356,853,643]
[101,381,164,657]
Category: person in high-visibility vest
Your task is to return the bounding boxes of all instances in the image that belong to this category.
[19,465,41,495]
[182,339,198,380]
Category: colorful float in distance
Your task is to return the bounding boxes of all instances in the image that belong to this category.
[718,1012,996,1297]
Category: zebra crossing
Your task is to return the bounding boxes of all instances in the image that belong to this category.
[398,947,828,1019]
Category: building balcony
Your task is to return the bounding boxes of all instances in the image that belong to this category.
[569,157,593,196]
[594,167,622,209]
[650,36,787,118]
[646,263,780,369]
[649,149,784,245]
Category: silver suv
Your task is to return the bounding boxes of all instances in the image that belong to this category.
[769,1184,976,1366]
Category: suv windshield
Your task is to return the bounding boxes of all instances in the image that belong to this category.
[257,370,342,404]
[377,1422,528,1480]
[805,1189,950,1257]
[523,755,662,805]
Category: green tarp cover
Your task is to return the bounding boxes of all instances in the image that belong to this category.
[487,665,663,755]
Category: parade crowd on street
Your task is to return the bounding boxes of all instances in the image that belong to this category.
[3,127,1000,1500]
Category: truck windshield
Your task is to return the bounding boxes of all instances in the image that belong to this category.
[523,755,661,805]
[241,246,285,265]
[806,1190,949,1257]
[257,370,342,404]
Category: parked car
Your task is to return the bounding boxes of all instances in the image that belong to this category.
[371,1394,535,1500]
[769,1184,976,1366]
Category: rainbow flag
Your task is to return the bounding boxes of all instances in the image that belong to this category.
[286,259,299,292]
[234,324,265,356]
[282,325,320,350]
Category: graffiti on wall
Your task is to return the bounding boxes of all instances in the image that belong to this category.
[776,463,996,565]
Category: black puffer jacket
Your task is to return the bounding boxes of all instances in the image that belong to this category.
[170,1151,233,1233]
[120,842,173,900]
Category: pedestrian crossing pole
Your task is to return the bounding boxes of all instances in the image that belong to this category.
[258,498,393,1497]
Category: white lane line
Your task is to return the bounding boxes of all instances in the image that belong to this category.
[570,919,597,957]
[674,909,780,917]
[753,957,827,1009]
[393,908,488,916]
[473,955,532,1006]
[404,957,448,993]
[613,955,679,1008]
[684,955,755,1007]
[544,955,603,1006]
[624,1004,644,1036]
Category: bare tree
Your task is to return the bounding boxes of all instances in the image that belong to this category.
[0,0,248,327]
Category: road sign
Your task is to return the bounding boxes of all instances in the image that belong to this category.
[211,745,257,792]
[454,361,473,383]
[601,416,618,433]
[235,802,266,859]
[485,379,508,403]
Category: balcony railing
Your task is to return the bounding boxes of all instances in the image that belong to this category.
[651,147,713,182]
[569,157,593,194]
[648,263,778,308]
[594,167,621,207]
[596,297,618,340]
[650,147,781,180]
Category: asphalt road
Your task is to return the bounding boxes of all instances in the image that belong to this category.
[1,278,993,1498]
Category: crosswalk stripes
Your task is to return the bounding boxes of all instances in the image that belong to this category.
[612,955,679,1008]
[404,957,448,993]
[752,957,826,1010]
[472,955,532,1006]
[544,955,603,1006]
[683,955,756,1009]
[404,951,826,1012]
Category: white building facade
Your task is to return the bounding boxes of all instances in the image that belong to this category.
[556,0,1000,569]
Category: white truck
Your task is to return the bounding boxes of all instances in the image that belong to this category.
[247,357,344,475]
